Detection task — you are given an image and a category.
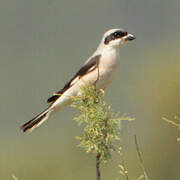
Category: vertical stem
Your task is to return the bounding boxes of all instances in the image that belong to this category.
[96,153,101,180]
[134,135,148,180]
[96,102,109,180]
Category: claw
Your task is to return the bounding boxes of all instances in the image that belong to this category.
[99,89,105,95]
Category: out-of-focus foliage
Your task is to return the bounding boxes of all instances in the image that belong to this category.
[162,116,180,142]
[117,147,145,180]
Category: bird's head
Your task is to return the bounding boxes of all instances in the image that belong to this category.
[101,28,136,49]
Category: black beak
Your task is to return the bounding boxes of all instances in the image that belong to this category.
[125,34,136,41]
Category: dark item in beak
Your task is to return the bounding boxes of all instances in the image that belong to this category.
[125,34,136,41]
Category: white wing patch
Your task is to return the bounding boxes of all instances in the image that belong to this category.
[70,76,80,86]
[70,65,96,86]
[87,65,96,73]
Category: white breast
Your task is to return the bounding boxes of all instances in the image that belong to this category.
[96,48,119,89]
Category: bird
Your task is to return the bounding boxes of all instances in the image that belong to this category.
[20,28,136,133]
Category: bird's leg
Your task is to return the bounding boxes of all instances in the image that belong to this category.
[99,89,105,95]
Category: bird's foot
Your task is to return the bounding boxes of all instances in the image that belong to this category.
[99,89,105,95]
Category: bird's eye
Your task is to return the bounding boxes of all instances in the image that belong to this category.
[113,32,120,39]
[114,32,118,36]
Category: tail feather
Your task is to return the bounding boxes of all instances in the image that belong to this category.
[20,109,51,133]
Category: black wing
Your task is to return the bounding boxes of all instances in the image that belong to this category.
[47,54,101,103]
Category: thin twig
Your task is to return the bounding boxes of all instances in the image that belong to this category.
[162,117,180,129]
[11,175,18,180]
[96,153,101,180]
[118,147,129,180]
[134,135,148,180]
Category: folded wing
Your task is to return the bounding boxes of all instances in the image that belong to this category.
[47,54,101,103]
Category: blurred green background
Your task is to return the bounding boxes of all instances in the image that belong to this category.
[0,0,180,179]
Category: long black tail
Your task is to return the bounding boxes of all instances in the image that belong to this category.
[20,108,51,133]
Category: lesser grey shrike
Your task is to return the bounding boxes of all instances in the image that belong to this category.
[21,28,135,132]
